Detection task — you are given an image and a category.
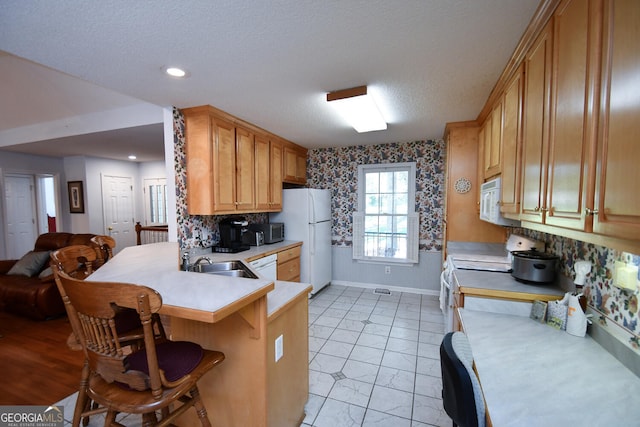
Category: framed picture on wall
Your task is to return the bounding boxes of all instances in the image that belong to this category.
[67,181,85,214]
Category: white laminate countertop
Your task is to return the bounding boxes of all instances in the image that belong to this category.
[460,309,640,427]
[87,242,310,321]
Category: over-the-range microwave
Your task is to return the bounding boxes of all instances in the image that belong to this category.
[479,178,520,227]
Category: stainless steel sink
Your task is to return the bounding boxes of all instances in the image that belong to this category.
[193,260,258,279]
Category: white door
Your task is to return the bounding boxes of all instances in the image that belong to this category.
[102,175,135,252]
[4,174,38,258]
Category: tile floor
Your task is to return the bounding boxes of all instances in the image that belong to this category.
[55,284,449,427]
[302,284,448,427]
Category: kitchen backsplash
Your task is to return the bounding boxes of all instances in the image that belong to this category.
[173,108,268,250]
[307,140,446,252]
[517,228,639,348]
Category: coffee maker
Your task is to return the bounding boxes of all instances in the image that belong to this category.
[216,217,250,253]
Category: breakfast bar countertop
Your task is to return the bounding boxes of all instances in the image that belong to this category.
[87,242,288,323]
[459,308,640,426]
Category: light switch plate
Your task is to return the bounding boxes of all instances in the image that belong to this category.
[275,335,283,362]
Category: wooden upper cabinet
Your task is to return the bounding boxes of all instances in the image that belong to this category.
[269,139,283,210]
[184,107,215,214]
[545,0,598,231]
[283,142,307,185]
[520,20,553,224]
[500,65,524,215]
[593,0,640,240]
[485,101,502,178]
[234,126,256,211]
[213,117,238,213]
[255,134,283,211]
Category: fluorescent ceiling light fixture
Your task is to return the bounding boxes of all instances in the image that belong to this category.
[327,85,387,133]
[165,67,187,78]
[128,155,137,160]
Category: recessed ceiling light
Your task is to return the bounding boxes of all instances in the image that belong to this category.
[165,67,188,78]
[128,155,137,160]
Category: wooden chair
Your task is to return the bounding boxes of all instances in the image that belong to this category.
[52,263,225,427]
[90,235,116,269]
[51,246,166,427]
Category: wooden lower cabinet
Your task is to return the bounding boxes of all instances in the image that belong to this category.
[277,245,301,282]
[267,292,309,427]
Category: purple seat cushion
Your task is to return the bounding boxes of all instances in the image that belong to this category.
[124,341,204,385]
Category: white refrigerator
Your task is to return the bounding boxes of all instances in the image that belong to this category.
[270,188,332,295]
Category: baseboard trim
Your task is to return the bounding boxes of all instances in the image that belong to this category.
[331,280,439,297]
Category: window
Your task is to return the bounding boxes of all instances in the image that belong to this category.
[143,178,168,225]
[353,163,418,263]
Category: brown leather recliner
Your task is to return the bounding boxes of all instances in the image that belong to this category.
[0,232,97,320]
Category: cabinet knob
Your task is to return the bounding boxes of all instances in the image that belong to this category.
[585,208,599,216]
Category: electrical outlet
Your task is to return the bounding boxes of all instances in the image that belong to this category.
[275,335,283,362]
[385,266,391,274]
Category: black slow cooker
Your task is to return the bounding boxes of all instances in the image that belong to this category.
[511,250,559,284]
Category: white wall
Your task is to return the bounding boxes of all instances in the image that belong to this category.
[0,151,168,258]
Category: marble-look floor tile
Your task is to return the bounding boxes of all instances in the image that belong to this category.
[310,353,347,373]
[416,356,441,378]
[412,394,449,426]
[350,345,385,365]
[390,326,420,341]
[328,377,374,407]
[414,373,442,399]
[303,393,325,425]
[309,369,336,397]
[386,337,418,355]
[362,323,392,337]
[313,398,366,427]
[417,342,440,359]
[329,328,361,344]
[342,360,380,384]
[319,340,355,359]
[356,332,388,349]
[367,385,414,419]
[338,318,366,332]
[381,350,417,373]
[362,409,412,427]
[375,366,415,392]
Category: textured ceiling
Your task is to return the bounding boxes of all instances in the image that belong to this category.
[0,0,540,161]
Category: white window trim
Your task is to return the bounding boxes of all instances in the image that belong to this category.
[353,162,419,264]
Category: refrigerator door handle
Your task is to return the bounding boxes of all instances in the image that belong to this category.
[310,225,315,255]
[309,192,316,224]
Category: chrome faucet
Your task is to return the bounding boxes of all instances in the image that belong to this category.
[193,256,213,272]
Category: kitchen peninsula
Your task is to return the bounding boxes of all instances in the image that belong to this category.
[87,242,312,427]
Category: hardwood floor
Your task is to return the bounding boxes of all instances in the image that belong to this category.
[0,311,84,405]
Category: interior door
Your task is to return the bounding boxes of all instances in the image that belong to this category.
[102,174,135,252]
[4,174,38,258]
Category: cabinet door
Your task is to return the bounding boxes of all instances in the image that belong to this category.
[254,134,271,211]
[521,21,553,223]
[184,109,215,215]
[484,101,502,179]
[593,0,640,239]
[500,66,524,215]
[213,117,237,212]
[269,139,283,210]
[235,126,255,211]
[283,144,307,185]
[545,0,595,231]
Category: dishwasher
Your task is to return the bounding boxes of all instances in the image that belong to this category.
[249,253,277,280]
